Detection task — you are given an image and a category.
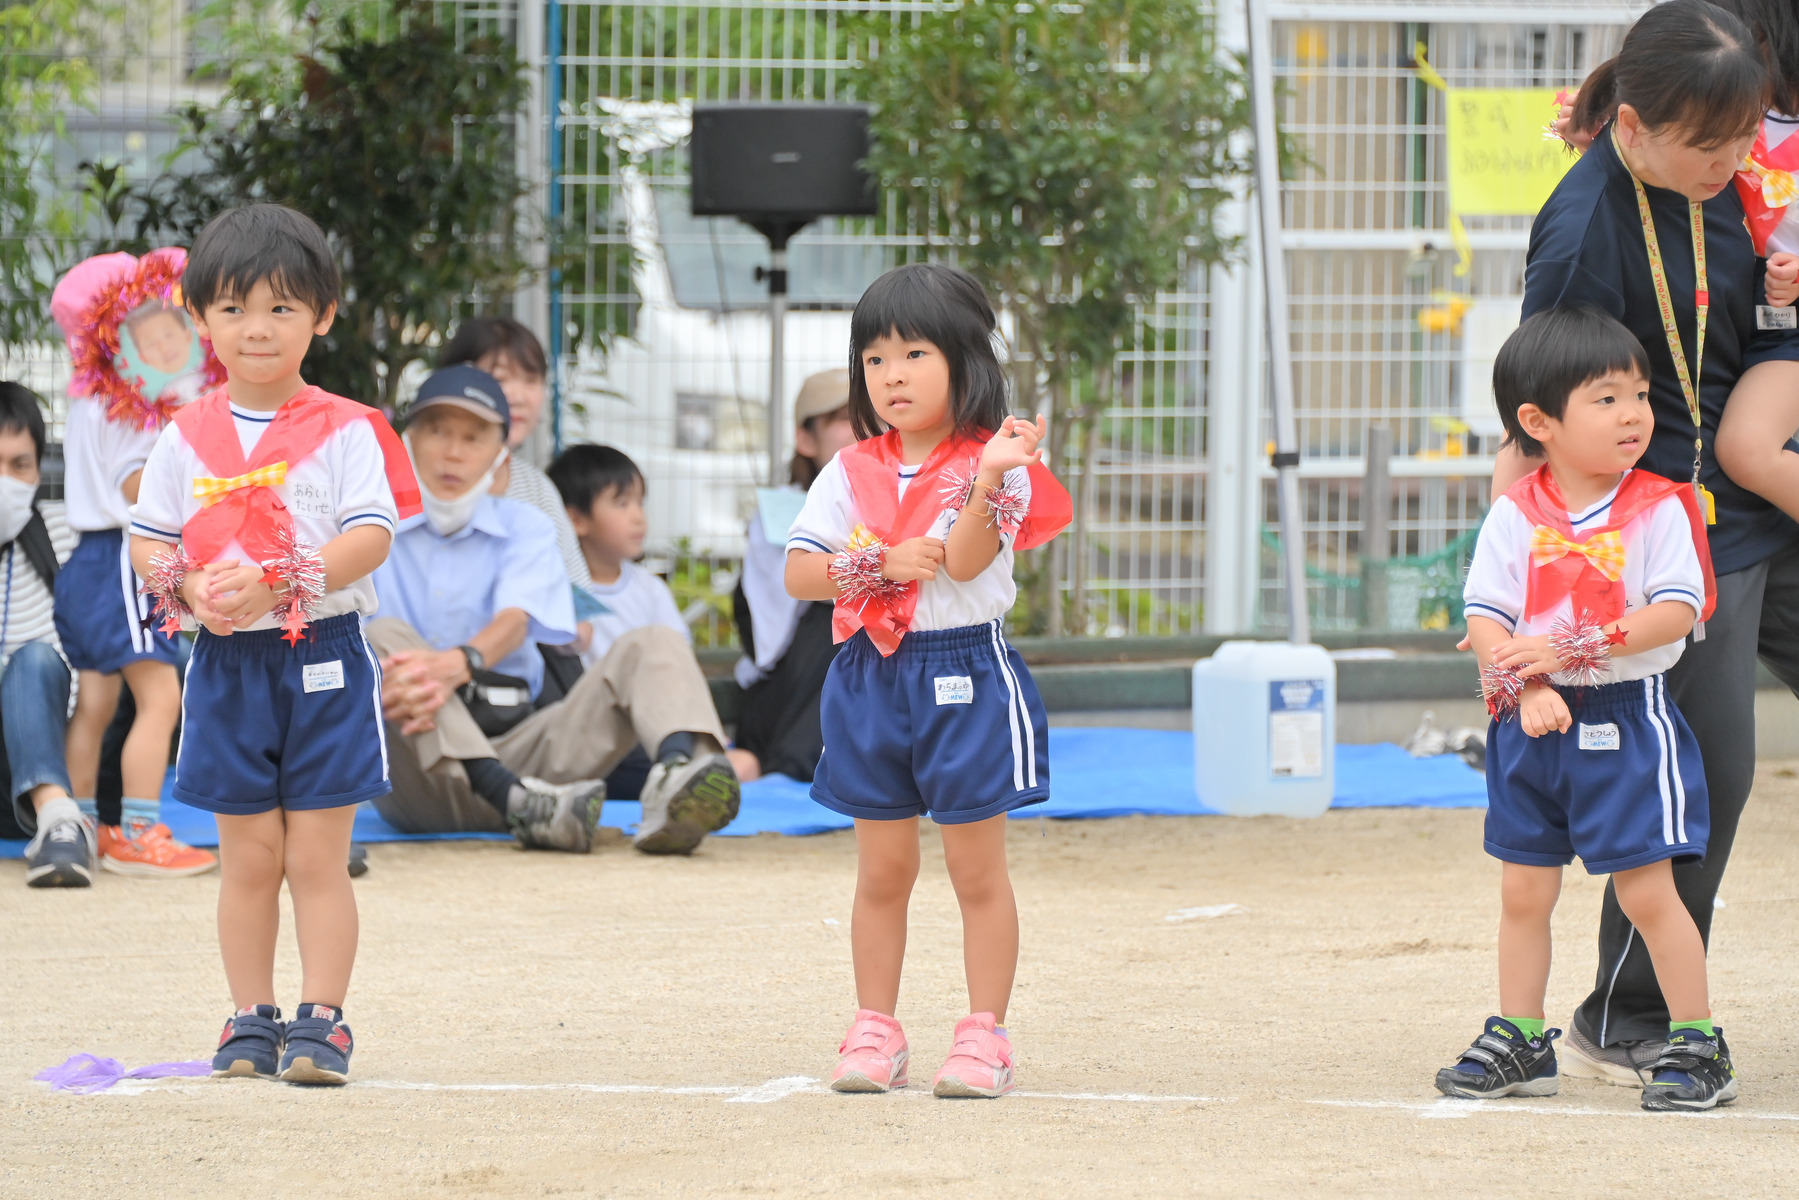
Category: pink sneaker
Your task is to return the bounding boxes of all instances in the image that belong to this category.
[932,1012,1015,1098]
[830,1009,909,1093]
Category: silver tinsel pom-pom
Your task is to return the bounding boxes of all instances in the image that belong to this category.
[1480,662,1524,719]
[828,534,909,612]
[938,459,980,512]
[1548,610,1613,685]
[142,545,198,634]
[262,526,327,644]
[983,478,1030,534]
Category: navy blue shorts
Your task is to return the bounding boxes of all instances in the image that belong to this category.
[173,613,389,816]
[52,529,181,674]
[812,621,1049,825]
[1486,674,1708,874]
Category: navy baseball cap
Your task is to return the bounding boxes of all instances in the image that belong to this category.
[408,364,511,434]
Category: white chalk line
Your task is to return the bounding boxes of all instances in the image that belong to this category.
[75,1079,1799,1121]
[1313,1097,1799,1122]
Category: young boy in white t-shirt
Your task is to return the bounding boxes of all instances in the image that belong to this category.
[128,203,419,1086]
[1438,304,1735,1112]
[545,443,687,666]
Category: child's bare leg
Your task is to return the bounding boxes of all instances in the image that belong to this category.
[850,817,920,1015]
[1497,862,1562,1019]
[940,814,1018,1023]
[64,669,120,801]
[1716,362,1799,522]
[285,807,360,1007]
[117,660,180,802]
[215,810,286,1008]
[1612,860,1709,1021]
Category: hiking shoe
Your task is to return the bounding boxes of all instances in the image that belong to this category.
[830,1010,909,1093]
[1434,1018,1561,1098]
[633,753,740,855]
[1641,1027,1739,1112]
[24,814,95,888]
[932,1013,1015,1098]
[212,1005,284,1078]
[507,777,604,853]
[1561,1022,1663,1087]
[279,1004,353,1085]
[99,822,217,878]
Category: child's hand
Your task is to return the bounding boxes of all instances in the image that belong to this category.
[1492,634,1564,679]
[976,414,1048,481]
[881,536,946,582]
[204,561,281,629]
[1768,252,1799,308]
[1518,682,1572,738]
[181,559,243,636]
[1551,88,1593,153]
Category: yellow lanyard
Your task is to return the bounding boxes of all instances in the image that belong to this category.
[1615,127,1715,523]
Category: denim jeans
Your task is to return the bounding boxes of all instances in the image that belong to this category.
[2,639,73,836]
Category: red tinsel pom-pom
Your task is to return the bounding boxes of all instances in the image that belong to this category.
[261,527,327,645]
[142,545,197,635]
[1549,610,1613,685]
[1480,662,1524,719]
[827,538,910,613]
[938,460,979,512]
[983,478,1029,534]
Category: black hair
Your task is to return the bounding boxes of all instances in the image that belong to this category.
[547,442,645,513]
[438,316,549,378]
[1705,0,1799,115]
[847,263,1009,442]
[0,382,45,462]
[1572,0,1769,149]
[1492,306,1651,458]
[183,203,341,317]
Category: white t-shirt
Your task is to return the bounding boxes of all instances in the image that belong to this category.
[61,397,163,533]
[735,485,806,689]
[1462,479,1704,684]
[786,455,1028,634]
[130,401,400,630]
[1763,112,1799,257]
[578,559,689,666]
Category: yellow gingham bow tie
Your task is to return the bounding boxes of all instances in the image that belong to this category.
[193,462,288,507]
[1530,526,1625,580]
[1745,154,1799,209]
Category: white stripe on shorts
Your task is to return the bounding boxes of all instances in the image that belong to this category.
[1643,677,1675,846]
[988,620,1025,792]
[988,619,1036,789]
[1654,675,1689,845]
[116,533,149,655]
[359,629,390,784]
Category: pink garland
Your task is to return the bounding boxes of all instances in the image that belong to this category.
[828,538,909,612]
[260,527,328,645]
[1548,610,1614,686]
[66,255,224,429]
[142,545,197,635]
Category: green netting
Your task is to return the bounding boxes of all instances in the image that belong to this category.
[1261,518,1485,631]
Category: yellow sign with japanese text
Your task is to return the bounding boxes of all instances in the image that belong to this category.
[1446,88,1576,215]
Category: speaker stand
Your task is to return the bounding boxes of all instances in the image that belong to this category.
[751,218,810,486]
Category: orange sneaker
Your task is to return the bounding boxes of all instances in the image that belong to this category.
[98,822,218,878]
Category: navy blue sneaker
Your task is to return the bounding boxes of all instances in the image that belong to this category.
[212,1005,284,1078]
[1641,1027,1738,1112]
[279,1003,354,1085]
[1435,1017,1561,1098]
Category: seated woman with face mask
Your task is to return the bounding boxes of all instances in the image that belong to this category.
[365,366,740,858]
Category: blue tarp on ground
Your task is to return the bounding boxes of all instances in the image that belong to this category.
[0,728,1485,857]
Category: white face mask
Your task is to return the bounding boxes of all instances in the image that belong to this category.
[406,436,508,537]
[0,474,35,545]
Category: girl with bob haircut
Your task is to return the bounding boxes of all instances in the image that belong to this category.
[1502,0,1799,1090]
[783,262,1071,1099]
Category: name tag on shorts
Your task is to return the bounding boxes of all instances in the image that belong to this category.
[1578,722,1620,751]
[1758,305,1797,331]
[934,675,974,705]
[303,661,345,693]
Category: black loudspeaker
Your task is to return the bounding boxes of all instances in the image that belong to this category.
[690,103,877,220]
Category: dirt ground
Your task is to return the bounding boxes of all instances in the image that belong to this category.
[4,764,1799,1199]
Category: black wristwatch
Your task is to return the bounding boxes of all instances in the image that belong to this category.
[457,644,485,673]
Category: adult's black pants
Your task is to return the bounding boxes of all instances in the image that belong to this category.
[1574,542,1799,1045]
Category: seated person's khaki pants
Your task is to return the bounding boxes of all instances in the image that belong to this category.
[365,618,728,834]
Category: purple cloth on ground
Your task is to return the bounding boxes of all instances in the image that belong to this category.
[35,1054,211,1093]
